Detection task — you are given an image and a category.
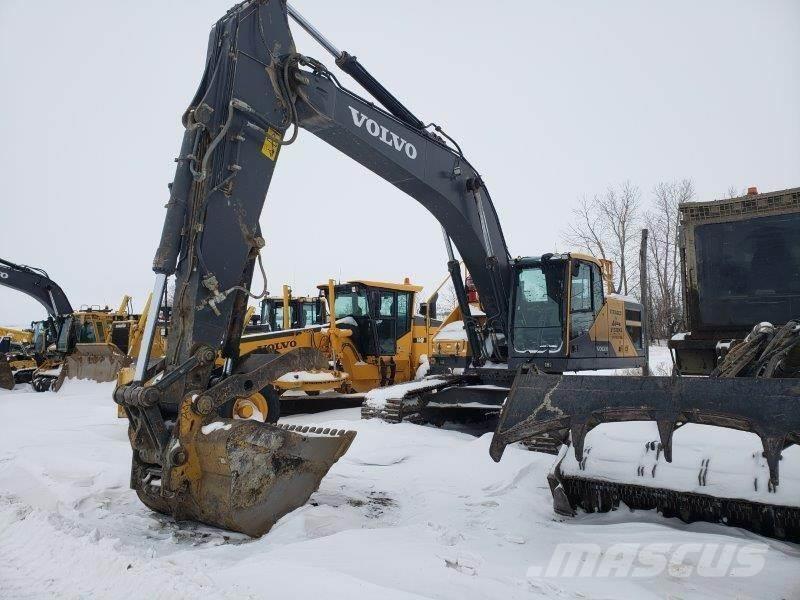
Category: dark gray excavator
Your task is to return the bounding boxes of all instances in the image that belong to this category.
[0,258,74,319]
[0,258,73,388]
[116,0,800,540]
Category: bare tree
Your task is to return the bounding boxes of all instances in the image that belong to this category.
[435,282,458,319]
[563,182,641,295]
[645,179,694,339]
[726,185,742,199]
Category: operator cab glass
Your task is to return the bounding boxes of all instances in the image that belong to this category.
[511,259,566,354]
[78,319,97,343]
[32,320,48,354]
[332,284,414,357]
[56,316,74,353]
[300,301,323,328]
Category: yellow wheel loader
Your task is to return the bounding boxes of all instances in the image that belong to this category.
[251,284,326,332]
[236,278,441,417]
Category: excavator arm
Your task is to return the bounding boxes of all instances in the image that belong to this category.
[0,258,73,318]
[115,0,522,537]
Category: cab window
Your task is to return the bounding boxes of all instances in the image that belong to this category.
[57,317,74,353]
[396,292,412,337]
[78,321,97,343]
[301,303,316,327]
[591,264,604,316]
[334,289,368,318]
[375,290,397,355]
[512,263,565,352]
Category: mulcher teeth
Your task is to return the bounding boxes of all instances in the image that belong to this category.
[491,372,800,488]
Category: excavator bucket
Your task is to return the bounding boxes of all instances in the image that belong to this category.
[62,343,132,386]
[124,348,356,537]
[490,368,800,540]
[0,356,14,390]
[142,419,356,537]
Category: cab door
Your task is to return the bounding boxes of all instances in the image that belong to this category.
[589,262,610,358]
[373,290,397,356]
[568,261,596,359]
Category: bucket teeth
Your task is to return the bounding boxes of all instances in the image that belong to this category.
[275,422,355,438]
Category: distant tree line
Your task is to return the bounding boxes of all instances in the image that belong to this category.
[562,179,696,341]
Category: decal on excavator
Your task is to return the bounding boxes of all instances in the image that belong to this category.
[261,128,282,161]
[348,106,418,159]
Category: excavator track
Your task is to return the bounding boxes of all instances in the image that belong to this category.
[360,376,470,424]
[360,396,405,423]
[554,472,800,541]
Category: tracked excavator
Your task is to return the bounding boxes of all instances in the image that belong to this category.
[0,258,159,391]
[116,1,798,539]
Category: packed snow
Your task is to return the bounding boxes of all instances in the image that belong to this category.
[362,377,449,411]
[275,370,344,384]
[201,421,232,435]
[559,423,800,505]
[1,350,799,599]
[434,321,469,342]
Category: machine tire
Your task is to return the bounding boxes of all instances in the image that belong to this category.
[260,386,281,423]
[221,386,280,424]
[31,377,53,393]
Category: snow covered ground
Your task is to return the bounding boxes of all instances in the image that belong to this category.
[1,348,799,599]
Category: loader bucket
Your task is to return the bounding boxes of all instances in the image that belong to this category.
[134,414,355,537]
[0,356,14,390]
[63,343,132,385]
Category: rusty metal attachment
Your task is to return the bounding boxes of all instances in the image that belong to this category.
[134,412,355,537]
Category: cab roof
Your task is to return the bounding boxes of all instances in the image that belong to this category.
[517,253,603,266]
[318,279,423,293]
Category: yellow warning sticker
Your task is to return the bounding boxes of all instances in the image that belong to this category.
[261,128,281,161]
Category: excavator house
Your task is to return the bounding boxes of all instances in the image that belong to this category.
[114,0,800,540]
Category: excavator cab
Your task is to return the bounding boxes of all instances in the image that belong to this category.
[31,319,54,356]
[325,281,418,361]
[259,293,326,331]
[509,253,645,372]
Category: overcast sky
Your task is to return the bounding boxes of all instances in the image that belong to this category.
[1,0,798,325]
